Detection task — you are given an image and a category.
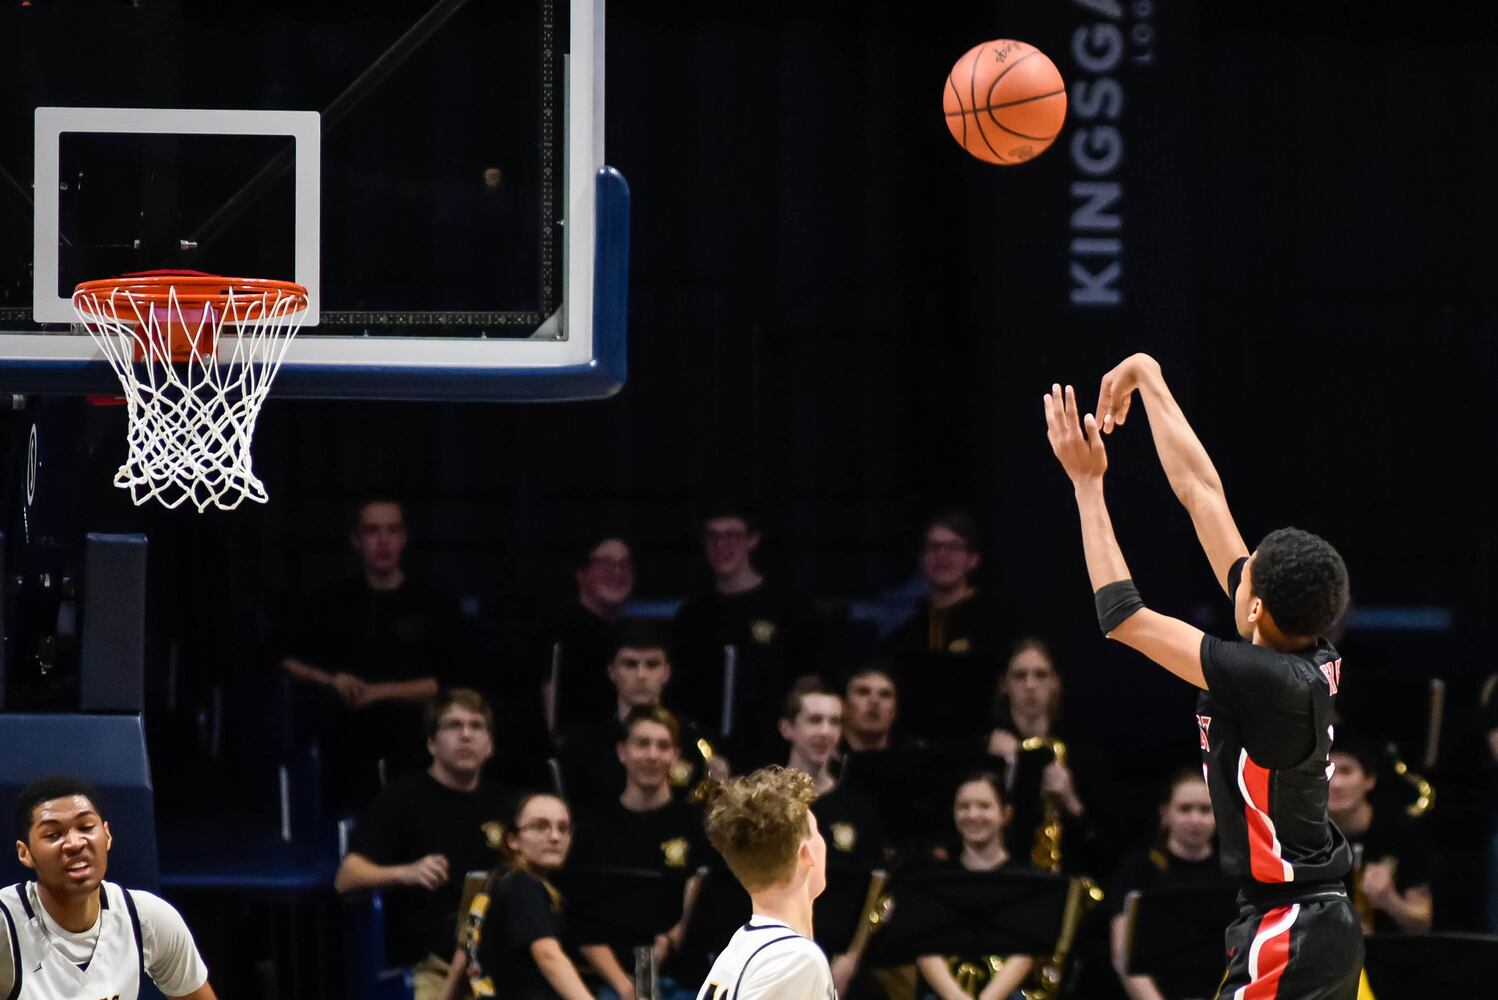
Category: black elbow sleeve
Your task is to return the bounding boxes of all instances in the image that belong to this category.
[1095,580,1144,635]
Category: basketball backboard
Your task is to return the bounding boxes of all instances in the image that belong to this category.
[0,0,626,401]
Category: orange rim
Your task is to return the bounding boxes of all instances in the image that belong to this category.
[73,270,308,310]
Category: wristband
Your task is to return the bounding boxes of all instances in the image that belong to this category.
[1095,579,1144,635]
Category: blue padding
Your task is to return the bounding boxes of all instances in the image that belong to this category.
[345,891,415,1000]
[0,713,159,890]
[79,532,148,712]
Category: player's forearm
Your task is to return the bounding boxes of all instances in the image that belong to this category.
[915,956,971,1000]
[1136,368,1227,504]
[333,854,405,893]
[1073,482,1133,590]
[580,944,633,995]
[533,939,595,1000]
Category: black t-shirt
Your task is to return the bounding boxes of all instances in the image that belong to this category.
[991,728,1114,879]
[882,591,1007,744]
[1105,847,1227,919]
[547,603,619,728]
[567,796,707,969]
[672,581,822,768]
[470,869,566,1000]
[1341,809,1436,934]
[1197,557,1352,889]
[347,772,509,965]
[288,577,463,797]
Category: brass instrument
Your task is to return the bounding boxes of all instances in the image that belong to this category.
[1017,737,1102,1000]
[686,735,725,804]
[1388,745,1435,818]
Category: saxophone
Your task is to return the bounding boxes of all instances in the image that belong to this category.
[1019,737,1102,1000]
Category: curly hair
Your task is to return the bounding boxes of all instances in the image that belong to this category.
[704,767,816,892]
[1251,527,1349,638]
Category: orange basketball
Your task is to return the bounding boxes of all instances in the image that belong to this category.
[943,39,1067,165]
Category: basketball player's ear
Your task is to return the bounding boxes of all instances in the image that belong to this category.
[102,822,112,853]
[16,840,34,870]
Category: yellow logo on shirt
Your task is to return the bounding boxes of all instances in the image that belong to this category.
[751,620,777,644]
[830,823,857,852]
[948,638,971,654]
[482,821,506,850]
[662,837,691,868]
[670,759,694,787]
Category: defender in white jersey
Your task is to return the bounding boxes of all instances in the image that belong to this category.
[1,776,215,999]
[698,768,836,999]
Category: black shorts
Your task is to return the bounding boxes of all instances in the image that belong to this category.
[1218,890,1363,1000]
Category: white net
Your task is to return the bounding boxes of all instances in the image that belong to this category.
[71,278,307,512]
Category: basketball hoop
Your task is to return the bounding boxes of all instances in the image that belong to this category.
[71,270,308,512]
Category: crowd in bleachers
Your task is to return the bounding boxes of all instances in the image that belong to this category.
[280,497,1464,1000]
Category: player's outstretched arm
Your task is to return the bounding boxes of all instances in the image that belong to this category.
[1096,354,1248,596]
[1044,384,1207,689]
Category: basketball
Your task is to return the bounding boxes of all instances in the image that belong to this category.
[943,39,1067,165]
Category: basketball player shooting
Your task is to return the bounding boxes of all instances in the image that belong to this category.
[697,768,836,999]
[2,777,217,1000]
[1042,354,1363,999]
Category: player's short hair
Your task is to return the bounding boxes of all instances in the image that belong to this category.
[572,530,631,571]
[1329,737,1380,779]
[704,767,817,893]
[702,499,760,535]
[609,618,673,663]
[1251,527,1350,638]
[954,769,1008,808]
[844,660,898,697]
[349,495,405,529]
[14,776,104,842]
[923,508,979,549]
[619,704,681,749]
[424,688,494,740]
[781,675,840,722]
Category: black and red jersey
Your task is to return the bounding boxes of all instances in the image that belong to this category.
[1195,558,1353,889]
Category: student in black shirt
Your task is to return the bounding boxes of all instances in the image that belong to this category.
[1045,357,1361,999]
[545,534,635,731]
[554,622,724,809]
[673,503,821,770]
[916,771,1033,1000]
[569,706,706,1000]
[779,677,884,994]
[334,689,508,999]
[1327,740,1434,934]
[984,638,1108,876]
[884,510,1002,659]
[283,497,460,809]
[461,793,594,1000]
[1108,769,1224,1000]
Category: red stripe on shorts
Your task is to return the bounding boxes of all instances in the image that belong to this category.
[1239,904,1297,1000]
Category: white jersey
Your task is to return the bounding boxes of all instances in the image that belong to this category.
[697,916,836,1000]
[0,880,209,1000]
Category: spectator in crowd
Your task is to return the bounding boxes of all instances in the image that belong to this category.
[569,706,706,1000]
[545,533,635,730]
[456,793,593,1000]
[1108,769,1223,1000]
[674,502,822,770]
[985,638,1108,875]
[884,510,1003,659]
[282,497,461,809]
[841,663,899,754]
[916,772,1033,1000]
[780,677,884,994]
[334,689,508,1000]
[1328,739,1435,934]
[554,621,724,808]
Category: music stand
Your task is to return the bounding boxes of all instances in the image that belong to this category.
[864,868,1079,966]
[889,651,1000,743]
[1363,933,1498,999]
[1121,885,1238,1000]
[815,865,883,957]
[838,747,997,850]
[552,866,671,950]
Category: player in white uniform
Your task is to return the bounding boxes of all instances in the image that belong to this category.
[698,768,836,1000]
[0,776,216,999]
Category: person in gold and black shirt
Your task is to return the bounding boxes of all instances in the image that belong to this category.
[568,706,707,1000]
[884,510,1002,660]
[544,533,636,730]
[916,772,1033,1000]
[673,503,822,770]
[1327,739,1434,935]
